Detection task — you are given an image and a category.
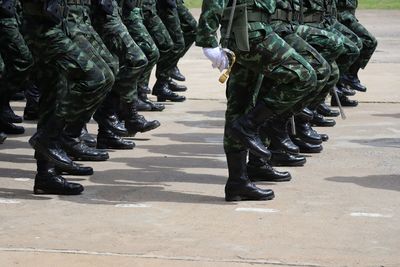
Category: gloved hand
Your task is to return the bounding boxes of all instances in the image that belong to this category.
[202,47,229,72]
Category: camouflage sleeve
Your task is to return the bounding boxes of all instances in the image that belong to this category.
[195,0,226,48]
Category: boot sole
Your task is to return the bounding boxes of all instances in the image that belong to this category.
[225,194,275,202]
[270,159,306,167]
[156,97,186,102]
[34,188,84,195]
[97,144,134,150]
[69,155,109,162]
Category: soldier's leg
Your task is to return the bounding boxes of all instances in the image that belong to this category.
[0,16,33,134]
[295,25,343,114]
[92,3,161,137]
[338,10,378,91]
[171,0,198,81]
[123,7,165,112]
[226,31,317,160]
[142,0,185,101]
[153,2,187,100]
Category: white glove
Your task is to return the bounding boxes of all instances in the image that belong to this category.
[202,47,229,72]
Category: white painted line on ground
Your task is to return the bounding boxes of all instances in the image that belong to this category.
[14,178,30,182]
[115,203,150,208]
[0,198,20,204]
[235,208,279,213]
[350,212,393,218]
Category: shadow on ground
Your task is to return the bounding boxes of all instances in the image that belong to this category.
[326,174,400,192]
[350,138,400,148]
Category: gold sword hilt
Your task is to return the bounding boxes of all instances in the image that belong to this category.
[219,49,236,84]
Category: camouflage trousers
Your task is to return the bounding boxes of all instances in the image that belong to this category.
[23,8,114,129]
[155,4,185,80]
[272,21,331,111]
[224,27,317,153]
[331,21,363,74]
[295,24,345,108]
[177,0,197,63]
[122,7,160,89]
[0,16,33,96]
[91,2,148,104]
[338,9,378,69]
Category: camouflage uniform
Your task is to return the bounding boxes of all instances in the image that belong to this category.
[0,0,33,96]
[270,0,331,111]
[303,0,361,75]
[176,0,197,62]
[337,0,377,70]
[155,0,185,80]
[91,0,148,104]
[121,2,160,90]
[196,0,317,153]
[22,0,114,130]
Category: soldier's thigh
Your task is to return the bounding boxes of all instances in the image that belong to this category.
[332,22,363,50]
[143,10,174,52]
[0,18,33,70]
[238,32,313,84]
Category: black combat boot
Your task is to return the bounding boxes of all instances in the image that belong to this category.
[337,82,356,96]
[120,101,161,136]
[291,137,323,153]
[79,124,97,148]
[229,101,274,159]
[30,121,94,174]
[93,94,128,136]
[342,65,367,92]
[310,110,336,127]
[0,132,7,144]
[97,127,135,149]
[34,158,84,195]
[293,115,323,145]
[138,85,165,112]
[262,118,300,155]
[1,94,23,123]
[170,65,186,82]
[331,89,358,107]
[167,78,187,92]
[247,153,291,182]
[23,84,40,121]
[225,151,275,201]
[61,121,109,161]
[0,116,25,134]
[152,79,186,102]
[269,150,306,167]
[316,103,340,117]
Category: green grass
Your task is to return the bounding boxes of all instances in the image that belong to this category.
[185,0,400,9]
[359,0,400,9]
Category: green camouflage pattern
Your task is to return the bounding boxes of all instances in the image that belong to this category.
[0,16,33,96]
[91,0,148,104]
[122,7,160,89]
[142,0,174,81]
[196,0,317,153]
[22,3,114,129]
[155,1,185,80]
[338,10,377,69]
[177,0,198,62]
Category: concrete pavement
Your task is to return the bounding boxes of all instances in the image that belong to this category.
[0,10,399,267]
